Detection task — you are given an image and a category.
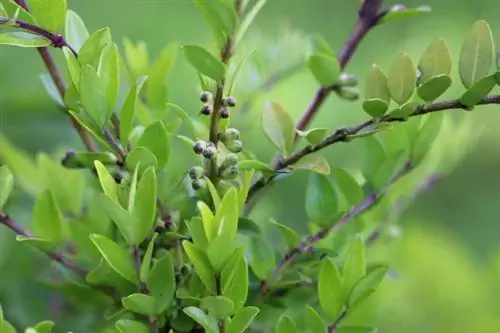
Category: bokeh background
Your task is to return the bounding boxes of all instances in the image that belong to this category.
[1,0,500,332]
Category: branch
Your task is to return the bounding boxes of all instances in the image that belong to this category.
[247,94,500,201]
[259,161,413,296]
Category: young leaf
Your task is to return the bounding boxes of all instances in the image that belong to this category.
[342,235,366,300]
[137,120,170,170]
[200,296,234,318]
[126,147,158,175]
[296,128,327,145]
[122,293,157,316]
[361,136,387,183]
[411,113,443,165]
[235,0,266,44]
[94,161,118,202]
[305,306,327,333]
[248,236,275,279]
[332,168,363,207]
[261,102,295,155]
[0,32,51,47]
[33,320,54,333]
[79,27,112,67]
[212,187,239,240]
[221,249,248,311]
[120,83,139,148]
[183,307,219,333]
[31,190,65,244]
[417,74,452,102]
[115,319,149,333]
[183,45,226,82]
[418,38,452,83]
[275,315,300,333]
[308,53,340,86]
[182,241,216,293]
[387,53,416,105]
[305,174,338,225]
[318,258,343,321]
[459,74,496,107]
[146,252,176,312]
[270,218,300,248]
[227,306,259,333]
[186,217,208,250]
[147,43,178,110]
[40,73,64,106]
[89,233,138,284]
[30,0,67,32]
[132,167,157,243]
[0,165,14,209]
[65,9,89,52]
[207,234,235,271]
[363,65,391,117]
[236,160,273,174]
[191,0,236,48]
[101,194,138,245]
[459,20,494,89]
[348,265,388,309]
[139,233,158,282]
[381,5,431,23]
[98,43,120,113]
[290,154,330,175]
[80,64,109,127]
[197,201,216,241]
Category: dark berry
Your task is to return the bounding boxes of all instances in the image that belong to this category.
[191,178,207,190]
[202,146,217,160]
[200,91,212,103]
[193,140,206,154]
[226,96,237,107]
[220,108,230,119]
[200,104,212,115]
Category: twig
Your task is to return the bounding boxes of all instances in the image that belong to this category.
[327,309,348,332]
[259,161,413,297]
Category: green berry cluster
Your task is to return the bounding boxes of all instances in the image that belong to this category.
[188,165,206,190]
[218,128,242,153]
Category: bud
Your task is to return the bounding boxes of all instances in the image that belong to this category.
[227,140,243,153]
[338,73,358,87]
[200,104,212,115]
[200,91,212,103]
[220,107,230,119]
[191,178,207,190]
[221,166,239,179]
[188,166,205,179]
[220,154,239,169]
[202,146,217,159]
[224,128,240,141]
[193,140,206,154]
[338,87,360,101]
[389,4,407,12]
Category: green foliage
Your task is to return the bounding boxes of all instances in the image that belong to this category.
[0,1,498,332]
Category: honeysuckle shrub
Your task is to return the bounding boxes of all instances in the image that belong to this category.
[0,0,499,332]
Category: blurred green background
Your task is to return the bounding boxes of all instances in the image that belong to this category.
[1,0,500,332]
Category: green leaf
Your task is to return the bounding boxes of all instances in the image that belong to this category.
[306,306,326,333]
[387,53,416,105]
[336,327,377,333]
[0,32,50,47]
[275,315,300,333]
[191,0,236,48]
[132,167,157,242]
[207,234,235,271]
[318,258,343,321]
[418,38,452,83]
[382,5,431,23]
[62,151,117,169]
[31,190,65,245]
[363,64,391,117]
[296,128,327,145]
[79,27,112,67]
[459,20,495,89]
[308,53,340,86]
[183,307,219,333]
[137,120,170,170]
[459,74,496,107]
[227,306,259,333]
[305,174,338,225]
[261,101,295,155]
[120,83,140,148]
[65,9,89,52]
[332,168,363,207]
[212,187,239,240]
[139,233,158,282]
[182,241,216,293]
[40,73,64,106]
[348,265,388,309]
[89,233,138,284]
[94,161,118,202]
[122,293,157,316]
[187,217,208,249]
[201,296,234,318]
[290,154,330,175]
[98,43,120,113]
[205,177,221,209]
[126,147,158,175]
[237,170,254,213]
[197,201,215,241]
[309,34,335,56]
[146,252,176,312]
[0,320,16,333]
[411,113,443,165]
[147,43,177,110]
[221,249,248,311]
[248,236,275,279]
[270,218,300,248]
[342,235,366,300]
[362,99,389,118]
[0,165,13,209]
[80,64,109,127]
[388,101,419,119]
[101,194,138,245]
[235,0,266,44]
[361,136,387,183]
[236,160,273,174]
[33,320,54,333]
[30,0,67,32]
[183,44,226,82]
[417,74,452,102]
[115,319,149,333]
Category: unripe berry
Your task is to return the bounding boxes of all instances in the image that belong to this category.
[217,131,226,142]
[193,140,206,154]
[220,153,239,169]
[188,166,205,179]
[191,178,207,190]
[227,139,243,153]
[224,128,240,141]
[220,107,230,119]
[202,146,217,159]
[200,104,212,115]
[221,166,239,179]
[338,87,359,101]
[200,91,212,103]
[338,73,358,87]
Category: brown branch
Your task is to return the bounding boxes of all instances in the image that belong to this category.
[258,161,413,297]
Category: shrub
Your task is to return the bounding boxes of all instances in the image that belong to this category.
[0,0,499,332]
